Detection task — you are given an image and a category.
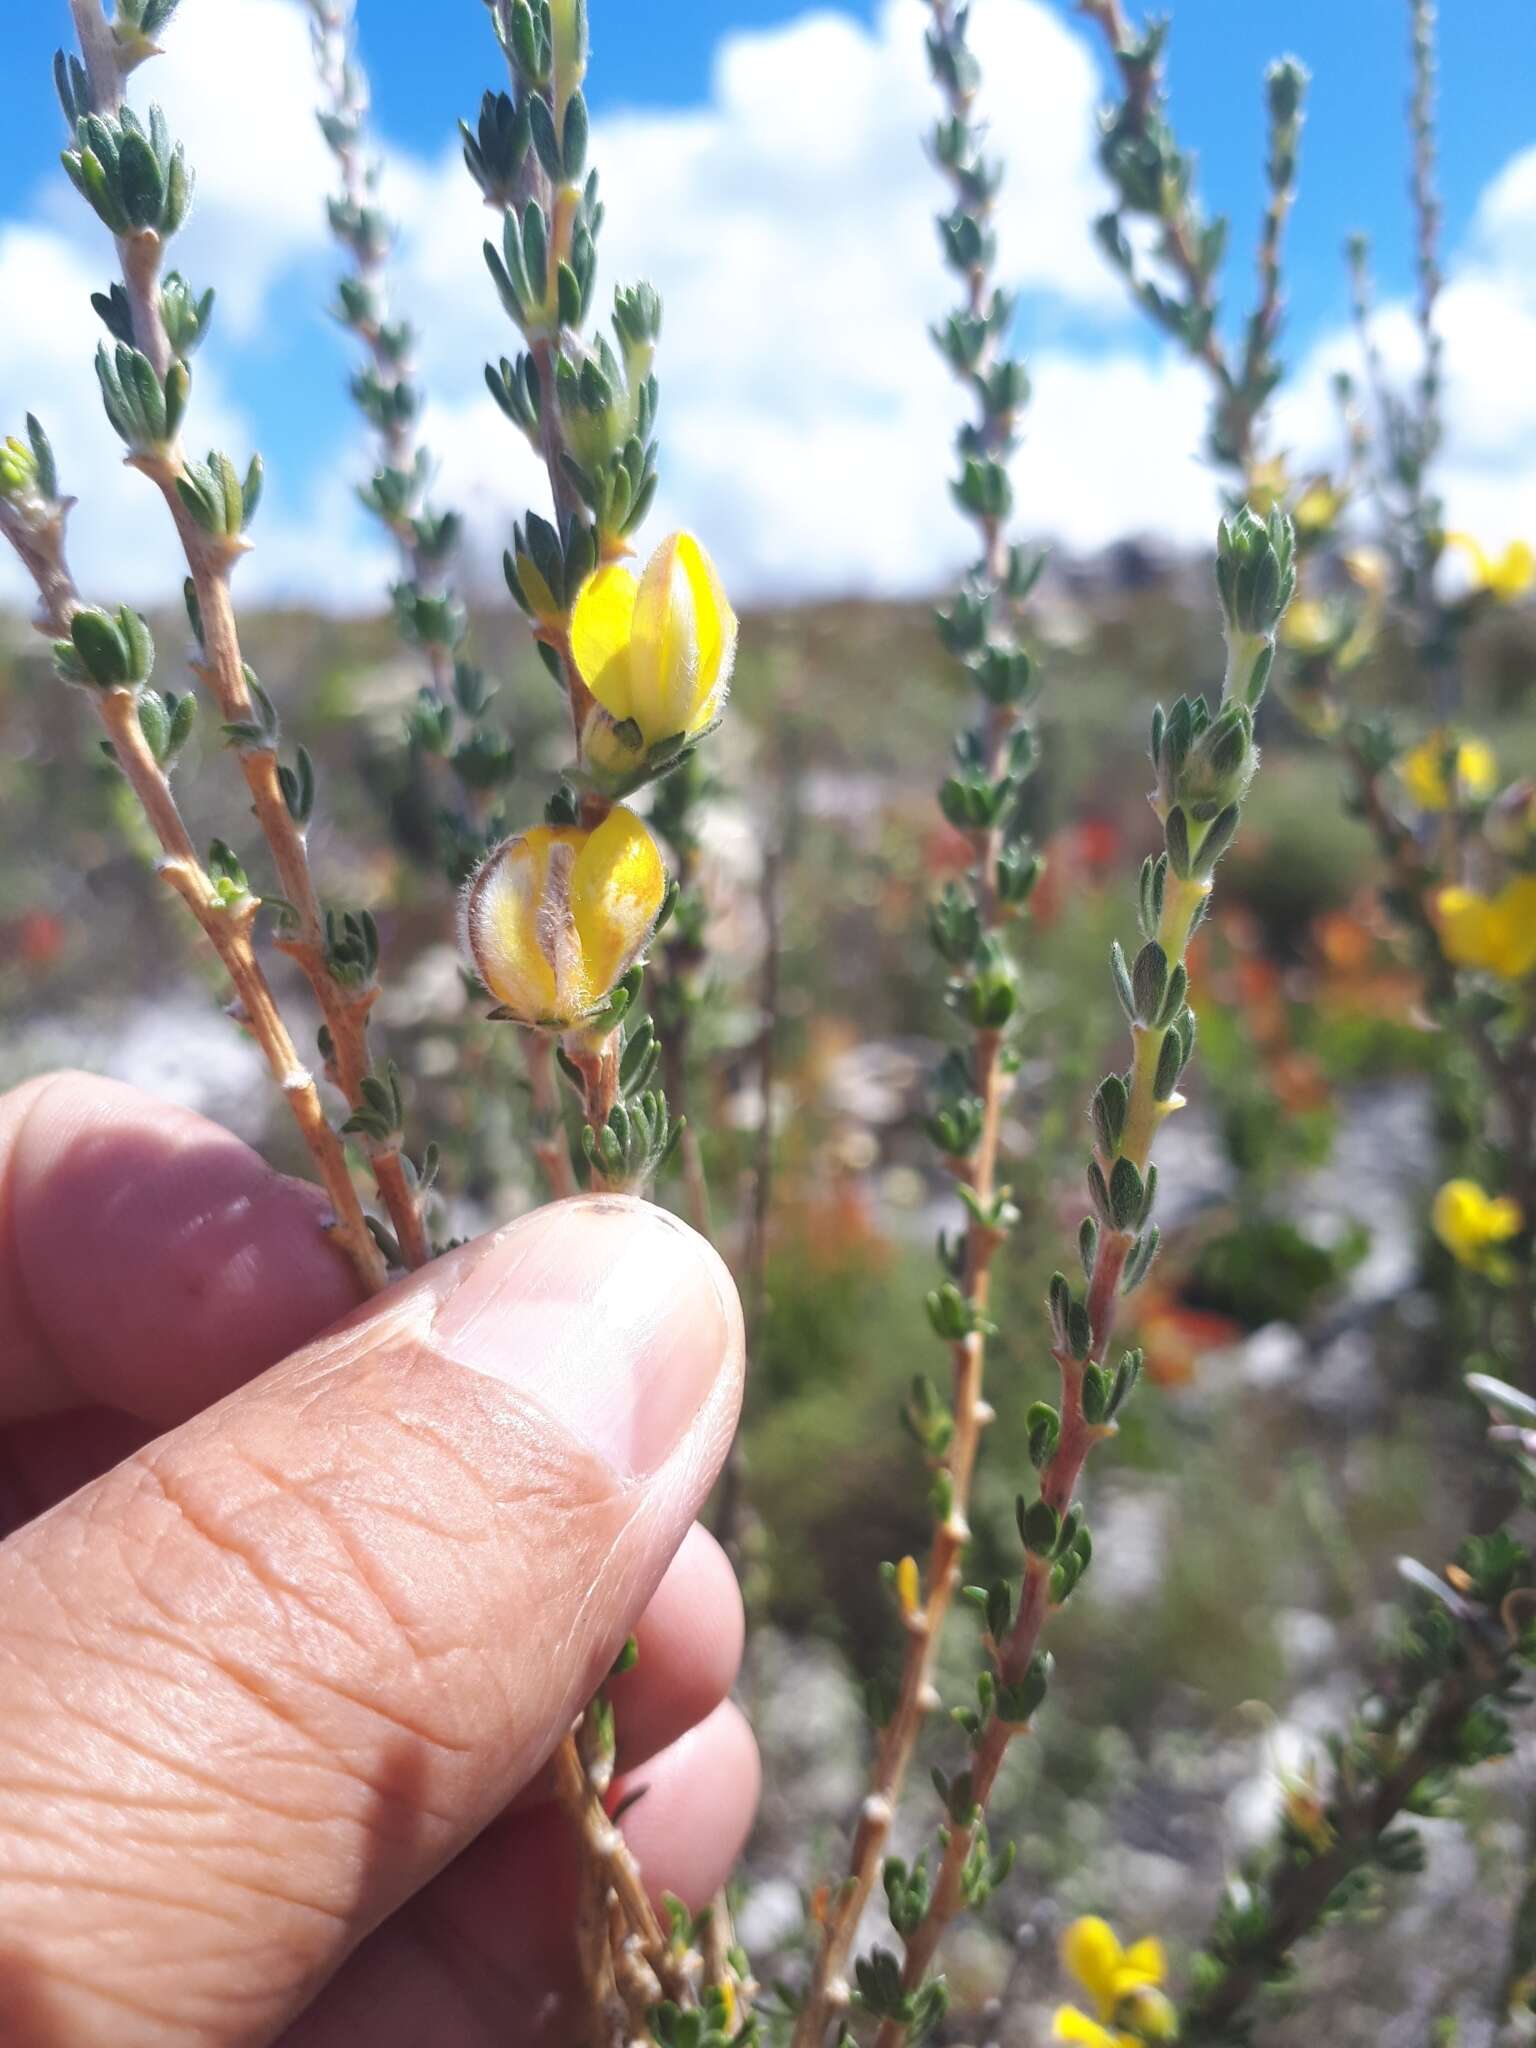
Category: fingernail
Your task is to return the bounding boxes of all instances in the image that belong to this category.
[430,1198,734,1478]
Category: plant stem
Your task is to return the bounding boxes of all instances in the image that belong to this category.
[550,1728,688,2015]
[792,4,1027,2029]
[67,0,122,118]
[159,508,432,1272]
[1183,1658,1492,2041]
[872,841,1211,2044]
[63,0,434,1272]
[525,1031,578,1201]
[1343,740,1536,1379]
[0,499,387,1296]
[99,690,387,1291]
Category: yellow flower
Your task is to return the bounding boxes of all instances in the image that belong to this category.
[1341,544,1390,599]
[1278,598,1339,658]
[1399,731,1498,812]
[1436,876,1536,982]
[461,806,666,1028]
[1432,1178,1524,1281]
[1244,457,1289,516]
[1053,1917,1172,2048]
[1292,475,1343,536]
[570,531,737,774]
[1445,532,1535,604]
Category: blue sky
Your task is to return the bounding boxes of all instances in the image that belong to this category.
[3,0,1534,607]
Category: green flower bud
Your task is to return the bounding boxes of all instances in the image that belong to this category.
[1215,503,1297,641]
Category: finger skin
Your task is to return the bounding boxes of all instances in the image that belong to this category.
[0,1073,361,1424]
[278,1701,761,2048]
[507,1521,742,1794]
[0,1201,743,2047]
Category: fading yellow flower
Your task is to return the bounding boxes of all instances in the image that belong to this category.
[571,531,737,777]
[1054,1917,1174,2048]
[1278,597,1340,658]
[1244,457,1290,516]
[1292,475,1343,536]
[1432,1178,1524,1281]
[1445,532,1535,604]
[461,806,666,1028]
[1341,544,1390,599]
[1436,876,1536,982]
[1399,731,1499,812]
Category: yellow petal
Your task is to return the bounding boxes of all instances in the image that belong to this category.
[1445,531,1494,589]
[571,565,640,722]
[676,530,738,730]
[1433,1178,1524,1273]
[462,827,574,1024]
[1437,885,1497,971]
[1061,1917,1124,2015]
[1456,738,1499,802]
[1051,2008,1122,2048]
[1401,732,1497,812]
[1116,1937,1167,1991]
[631,533,704,741]
[569,804,667,1002]
[1292,479,1341,534]
[1279,598,1336,657]
[1438,880,1536,981]
[1491,540,1535,601]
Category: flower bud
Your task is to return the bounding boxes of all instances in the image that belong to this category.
[0,435,38,500]
[1216,503,1297,641]
[1175,701,1256,817]
[1,416,58,510]
[572,531,736,782]
[461,805,666,1029]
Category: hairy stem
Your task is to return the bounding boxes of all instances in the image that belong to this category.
[61,0,434,1272]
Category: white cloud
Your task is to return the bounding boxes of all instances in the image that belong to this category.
[132,0,333,336]
[386,0,1141,598]
[3,0,1536,620]
[0,221,249,608]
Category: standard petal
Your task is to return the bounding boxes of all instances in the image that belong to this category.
[677,530,738,730]
[1051,2006,1121,2048]
[571,565,641,720]
[462,828,564,1022]
[632,533,703,740]
[1060,1916,1123,2017]
[569,804,667,999]
[1437,886,1498,971]
[1116,1936,1167,1992]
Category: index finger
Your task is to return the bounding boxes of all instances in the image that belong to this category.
[0,1071,362,1424]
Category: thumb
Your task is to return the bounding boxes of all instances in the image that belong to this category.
[0,1196,742,2047]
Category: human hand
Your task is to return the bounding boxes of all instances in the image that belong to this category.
[0,1072,754,2046]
